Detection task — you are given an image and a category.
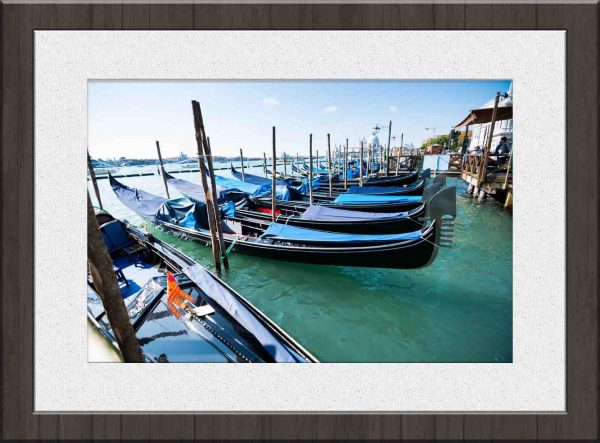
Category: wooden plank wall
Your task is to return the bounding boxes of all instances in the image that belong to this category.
[1,3,597,440]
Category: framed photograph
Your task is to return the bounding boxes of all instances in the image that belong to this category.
[2,2,597,440]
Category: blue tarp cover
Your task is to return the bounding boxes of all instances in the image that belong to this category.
[346,181,422,195]
[230,166,287,186]
[110,175,167,216]
[299,205,409,221]
[183,264,303,363]
[333,194,422,205]
[155,198,208,230]
[110,175,235,231]
[260,222,421,243]
[214,174,291,201]
[164,172,246,204]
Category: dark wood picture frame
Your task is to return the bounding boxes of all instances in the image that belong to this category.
[1,2,597,440]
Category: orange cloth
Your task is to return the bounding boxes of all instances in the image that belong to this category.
[166,272,195,319]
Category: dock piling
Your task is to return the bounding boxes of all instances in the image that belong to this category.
[206,137,230,270]
[191,100,222,273]
[272,127,277,222]
[239,148,245,181]
[155,140,171,199]
[478,92,501,186]
[359,141,364,187]
[87,193,143,362]
[386,120,392,176]
[309,134,314,205]
[327,134,333,197]
[263,152,267,178]
[87,150,103,210]
[344,139,348,189]
[396,133,404,175]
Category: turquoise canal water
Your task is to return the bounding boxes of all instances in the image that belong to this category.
[90,164,512,363]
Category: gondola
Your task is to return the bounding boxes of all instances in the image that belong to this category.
[109,175,456,269]
[230,165,431,198]
[167,171,428,234]
[89,209,317,363]
[166,170,442,231]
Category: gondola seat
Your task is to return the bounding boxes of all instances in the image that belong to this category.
[100,220,135,254]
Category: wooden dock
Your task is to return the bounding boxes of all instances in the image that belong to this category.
[461,154,512,209]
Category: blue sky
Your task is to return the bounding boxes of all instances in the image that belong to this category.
[89,80,511,159]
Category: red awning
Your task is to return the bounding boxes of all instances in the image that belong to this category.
[454,106,513,128]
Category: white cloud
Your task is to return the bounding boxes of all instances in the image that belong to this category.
[323,106,338,113]
[389,106,399,113]
[260,97,279,106]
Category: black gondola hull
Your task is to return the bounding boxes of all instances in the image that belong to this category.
[158,221,439,270]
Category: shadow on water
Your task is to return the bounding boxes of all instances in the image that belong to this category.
[90,169,512,363]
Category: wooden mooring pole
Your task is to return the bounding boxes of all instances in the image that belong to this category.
[87,150,103,210]
[283,151,287,178]
[327,133,333,197]
[155,140,171,198]
[396,133,404,175]
[271,127,277,222]
[206,137,229,270]
[239,148,245,181]
[478,92,501,187]
[263,152,267,177]
[309,134,314,205]
[87,193,143,362]
[191,100,222,273]
[359,141,364,187]
[386,120,392,176]
[344,139,348,189]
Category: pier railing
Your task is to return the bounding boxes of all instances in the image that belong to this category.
[461,153,512,187]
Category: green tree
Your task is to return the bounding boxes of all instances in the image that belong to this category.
[421,134,450,149]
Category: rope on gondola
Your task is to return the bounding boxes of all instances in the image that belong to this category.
[225,234,248,256]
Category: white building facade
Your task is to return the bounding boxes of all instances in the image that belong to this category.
[468,82,513,153]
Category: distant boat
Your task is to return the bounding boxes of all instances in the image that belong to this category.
[90,166,118,176]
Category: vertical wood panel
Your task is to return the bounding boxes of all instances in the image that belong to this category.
[537,5,598,439]
[492,3,537,29]
[312,4,384,29]
[269,414,314,440]
[433,4,466,29]
[122,4,149,29]
[2,6,24,438]
[194,4,270,29]
[149,4,194,29]
[269,4,313,29]
[120,415,150,440]
[18,4,43,440]
[465,4,493,29]
[464,415,493,440]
